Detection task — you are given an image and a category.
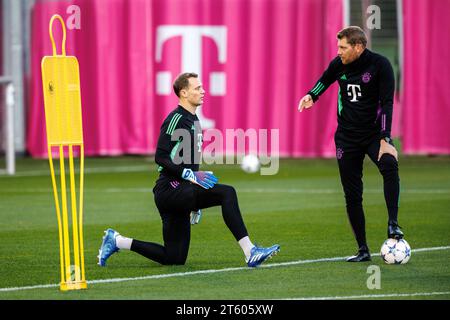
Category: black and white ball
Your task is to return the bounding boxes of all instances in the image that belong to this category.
[380,238,411,264]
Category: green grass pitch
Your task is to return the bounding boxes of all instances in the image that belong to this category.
[0,155,449,300]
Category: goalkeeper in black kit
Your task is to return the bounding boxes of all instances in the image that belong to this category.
[98,72,280,268]
[298,26,404,262]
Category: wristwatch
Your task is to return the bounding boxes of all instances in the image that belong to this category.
[383,137,392,144]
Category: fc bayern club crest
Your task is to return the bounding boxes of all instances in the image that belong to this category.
[362,72,371,83]
[336,148,344,160]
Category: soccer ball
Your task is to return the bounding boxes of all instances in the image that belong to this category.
[380,238,411,264]
[241,154,260,173]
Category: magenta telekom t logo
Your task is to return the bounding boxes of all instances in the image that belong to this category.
[155,25,228,129]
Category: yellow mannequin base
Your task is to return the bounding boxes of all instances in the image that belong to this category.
[60,280,87,291]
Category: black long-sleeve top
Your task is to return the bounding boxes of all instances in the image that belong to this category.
[307,49,395,140]
[155,105,202,179]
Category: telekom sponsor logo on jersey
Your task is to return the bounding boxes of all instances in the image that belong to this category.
[347,84,362,102]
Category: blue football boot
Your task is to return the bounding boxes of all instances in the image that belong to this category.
[247,244,280,267]
[98,228,119,267]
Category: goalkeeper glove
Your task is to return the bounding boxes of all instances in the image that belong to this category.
[182,168,218,189]
[190,209,202,225]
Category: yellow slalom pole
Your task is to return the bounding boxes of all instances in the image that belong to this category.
[68,145,81,283]
[48,145,65,287]
[59,145,71,285]
[79,144,86,283]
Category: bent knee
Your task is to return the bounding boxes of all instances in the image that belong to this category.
[221,185,237,198]
[163,257,187,265]
[379,154,398,171]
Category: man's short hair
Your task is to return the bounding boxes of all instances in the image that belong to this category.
[173,72,198,97]
[337,26,367,47]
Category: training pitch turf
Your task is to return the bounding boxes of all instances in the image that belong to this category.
[0,155,449,300]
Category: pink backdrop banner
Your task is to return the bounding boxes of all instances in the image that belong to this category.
[28,0,343,158]
[401,0,450,154]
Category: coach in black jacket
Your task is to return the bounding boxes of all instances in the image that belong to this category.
[298,26,404,262]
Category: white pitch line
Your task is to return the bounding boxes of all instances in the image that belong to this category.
[0,245,449,293]
[282,291,450,300]
[0,283,60,292]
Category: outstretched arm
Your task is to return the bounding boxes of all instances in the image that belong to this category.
[297,57,340,112]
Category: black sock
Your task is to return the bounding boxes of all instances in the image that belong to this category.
[379,154,400,224]
[130,239,167,264]
[346,204,367,250]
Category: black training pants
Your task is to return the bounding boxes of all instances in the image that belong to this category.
[131,179,248,265]
[335,132,400,249]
